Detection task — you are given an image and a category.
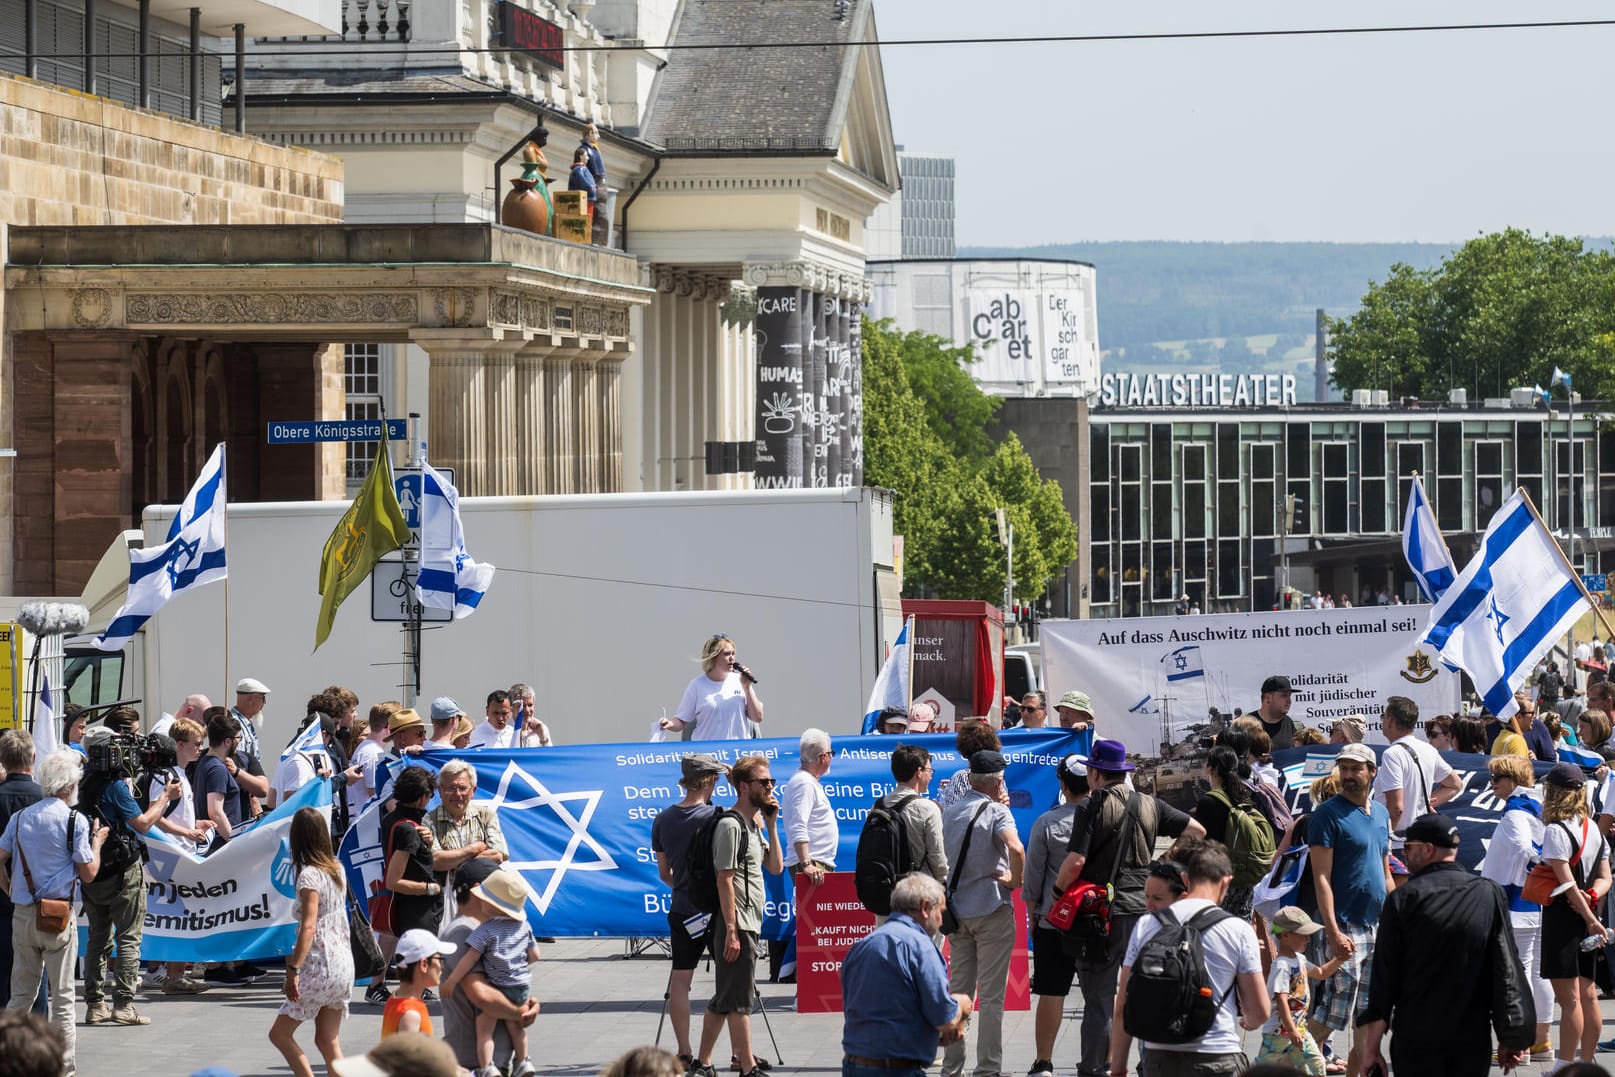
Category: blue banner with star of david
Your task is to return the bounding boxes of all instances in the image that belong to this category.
[337,728,1090,939]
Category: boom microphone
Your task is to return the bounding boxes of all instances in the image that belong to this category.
[17,601,90,638]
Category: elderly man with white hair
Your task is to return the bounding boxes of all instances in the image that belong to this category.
[427,760,508,891]
[772,728,839,981]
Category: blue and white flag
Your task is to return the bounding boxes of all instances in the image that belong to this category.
[281,716,328,766]
[1553,367,1573,392]
[1422,489,1589,719]
[94,444,227,651]
[31,674,56,759]
[861,616,913,733]
[1161,645,1205,682]
[1558,741,1604,770]
[1403,474,1456,603]
[414,463,494,618]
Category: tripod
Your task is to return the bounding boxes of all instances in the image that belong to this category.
[655,955,785,1068]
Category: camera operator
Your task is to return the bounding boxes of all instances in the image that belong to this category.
[80,715,186,1027]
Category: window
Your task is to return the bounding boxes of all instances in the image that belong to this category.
[1475,441,1505,520]
[1323,442,1350,533]
[1396,442,1426,521]
[1251,442,1276,536]
[344,343,385,491]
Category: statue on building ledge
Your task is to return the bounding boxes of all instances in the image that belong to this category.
[580,122,609,246]
[501,129,554,237]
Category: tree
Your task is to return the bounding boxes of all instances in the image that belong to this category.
[1329,228,1615,400]
[861,320,1079,604]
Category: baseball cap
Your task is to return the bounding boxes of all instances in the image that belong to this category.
[429,697,462,723]
[1261,675,1292,694]
[1543,763,1588,790]
[1061,754,1089,779]
[1269,906,1324,936]
[969,749,1007,775]
[878,706,909,730]
[1403,813,1460,848]
[680,753,727,782]
[1337,743,1377,768]
[236,677,271,695]
[393,928,456,967]
[386,708,425,739]
[455,856,500,888]
[906,704,935,732]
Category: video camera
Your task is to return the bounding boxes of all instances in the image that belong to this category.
[85,731,178,778]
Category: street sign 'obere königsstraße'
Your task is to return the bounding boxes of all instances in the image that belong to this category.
[266,419,408,444]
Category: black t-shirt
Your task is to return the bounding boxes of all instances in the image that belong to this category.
[650,801,717,917]
[1259,713,1296,750]
[1192,792,1231,845]
[382,805,443,934]
[236,751,264,823]
[1065,784,1192,915]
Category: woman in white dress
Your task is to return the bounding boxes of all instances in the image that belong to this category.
[268,807,356,1077]
[659,634,764,740]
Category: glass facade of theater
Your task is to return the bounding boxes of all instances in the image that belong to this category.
[1087,406,1612,618]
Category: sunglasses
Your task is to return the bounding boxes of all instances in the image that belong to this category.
[749,777,776,788]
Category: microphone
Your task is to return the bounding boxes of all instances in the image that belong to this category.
[17,601,90,639]
[735,662,759,685]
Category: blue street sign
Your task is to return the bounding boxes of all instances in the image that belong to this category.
[265,419,407,444]
[393,466,454,532]
[1584,573,1608,594]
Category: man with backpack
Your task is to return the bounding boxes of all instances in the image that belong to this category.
[940,750,1024,1077]
[856,744,947,925]
[1023,754,1090,1077]
[80,720,185,1027]
[1372,696,1460,850]
[690,754,782,1077]
[1109,836,1268,1077]
[651,753,726,1068]
[1055,739,1203,1077]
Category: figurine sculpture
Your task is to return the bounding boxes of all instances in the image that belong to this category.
[501,133,554,237]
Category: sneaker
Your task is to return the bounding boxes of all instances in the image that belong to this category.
[203,967,250,986]
[1028,1061,1055,1077]
[84,1002,111,1025]
[731,1058,771,1073]
[234,964,266,982]
[110,1006,151,1026]
[364,982,391,1005]
[162,976,208,995]
[1600,1038,1615,1053]
[740,1067,770,1077]
[688,1064,718,1077]
[139,967,167,989]
[476,1066,502,1077]
[420,988,438,1002]
[512,1061,537,1077]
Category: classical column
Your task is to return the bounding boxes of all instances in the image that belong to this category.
[753,285,803,488]
[484,346,518,494]
[544,350,576,494]
[597,352,625,492]
[571,355,600,493]
[513,342,551,495]
[414,331,522,497]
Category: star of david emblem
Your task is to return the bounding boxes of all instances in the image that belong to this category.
[165,534,200,586]
[1486,597,1511,645]
[1173,652,1189,672]
[487,760,617,915]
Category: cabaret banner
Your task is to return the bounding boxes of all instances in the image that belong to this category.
[1042,607,1461,751]
[339,728,1089,939]
[121,777,333,962]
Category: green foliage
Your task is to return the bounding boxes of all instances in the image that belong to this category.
[862,320,1078,604]
[1328,229,1615,400]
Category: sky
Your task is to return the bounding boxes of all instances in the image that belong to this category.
[874,1,1615,247]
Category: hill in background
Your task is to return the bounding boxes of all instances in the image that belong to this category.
[960,240,1456,399]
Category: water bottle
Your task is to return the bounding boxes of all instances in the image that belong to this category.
[1580,930,1610,953]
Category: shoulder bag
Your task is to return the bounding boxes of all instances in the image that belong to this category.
[367,818,421,937]
[941,801,993,935]
[17,809,76,934]
[347,879,386,981]
[1521,818,1588,907]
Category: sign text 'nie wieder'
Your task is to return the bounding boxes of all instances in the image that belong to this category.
[1099,371,1298,409]
[265,419,408,444]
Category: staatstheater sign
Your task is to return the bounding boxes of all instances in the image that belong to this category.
[1099,371,1298,408]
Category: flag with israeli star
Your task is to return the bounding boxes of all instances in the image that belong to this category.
[94,443,227,651]
[31,673,57,759]
[414,463,494,618]
[860,615,913,733]
[1402,473,1456,604]
[1422,489,1590,719]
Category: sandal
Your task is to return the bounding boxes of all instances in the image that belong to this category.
[678,1056,694,1072]
[1324,1060,1347,1075]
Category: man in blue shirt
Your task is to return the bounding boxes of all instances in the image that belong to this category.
[1306,741,1393,1077]
[841,873,972,1077]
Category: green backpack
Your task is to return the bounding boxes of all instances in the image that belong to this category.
[1210,788,1276,889]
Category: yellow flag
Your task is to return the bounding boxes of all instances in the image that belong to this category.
[315,428,412,650]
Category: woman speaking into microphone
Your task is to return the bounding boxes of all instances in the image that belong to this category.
[659,634,765,740]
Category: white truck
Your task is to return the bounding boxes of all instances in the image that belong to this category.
[60,487,903,754]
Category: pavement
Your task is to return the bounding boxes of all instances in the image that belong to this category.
[66,939,1615,1077]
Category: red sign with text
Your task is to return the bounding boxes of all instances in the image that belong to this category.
[793,873,1031,1013]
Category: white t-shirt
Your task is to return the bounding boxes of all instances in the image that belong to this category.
[271,752,323,806]
[1373,736,1453,836]
[149,770,203,853]
[1261,951,1314,1035]
[351,739,385,802]
[1543,815,1606,881]
[468,720,515,749]
[676,672,752,741]
[1122,897,1261,1054]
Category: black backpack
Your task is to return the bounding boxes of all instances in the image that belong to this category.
[1122,905,1237,1044]
[685,808,748,915]
[78,772,146,881]
[854,793,920,914]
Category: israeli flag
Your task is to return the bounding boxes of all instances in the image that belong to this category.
[1558,741,1604,771]
[1422,489,1589,719]
[281,716,328,766]
[1161,644,1205,681]
[414,463,495,618]
[94,444,227,651]
[1403,474,1456,603]
[32,674,57,759]
[860,616,912,733]
[1553,367,1573,392]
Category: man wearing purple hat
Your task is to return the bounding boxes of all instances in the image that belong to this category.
[1054,739,1202,1077]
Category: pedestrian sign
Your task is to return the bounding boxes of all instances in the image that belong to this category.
[393,467,454,535]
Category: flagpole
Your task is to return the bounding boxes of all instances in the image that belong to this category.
[1518,486,1615,643]
[220,442,231,702]
[904,615,915,711]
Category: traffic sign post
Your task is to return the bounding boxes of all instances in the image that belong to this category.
[371,559,452,623]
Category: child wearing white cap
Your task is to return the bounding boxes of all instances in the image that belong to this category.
[383,929,457,1038]
[441,868,542,1077]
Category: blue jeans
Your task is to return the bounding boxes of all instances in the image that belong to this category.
[845,1060,927,1077]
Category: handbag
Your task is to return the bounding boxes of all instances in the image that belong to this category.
[366,819,418,936]
[347,885,386,981]
[942,801,993,935]
[1522,819,1587,906]
[17,810,75,935]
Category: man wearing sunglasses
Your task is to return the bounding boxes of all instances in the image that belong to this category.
[691,755,783,1077]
